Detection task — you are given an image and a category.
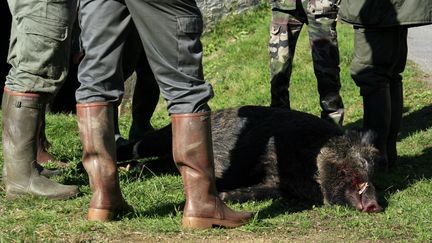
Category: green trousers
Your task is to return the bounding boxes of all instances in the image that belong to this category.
[351,26,408,96]
[5,0,77,97]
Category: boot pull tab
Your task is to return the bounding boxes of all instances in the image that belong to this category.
[14,100,43,109]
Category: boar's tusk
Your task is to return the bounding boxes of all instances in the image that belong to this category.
[358,182,369,195]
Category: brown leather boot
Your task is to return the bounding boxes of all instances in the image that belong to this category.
[2,88,78,200]
[76,102,132,221]
[172,112,252,229]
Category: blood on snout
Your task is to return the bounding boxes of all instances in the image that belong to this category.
[345,182,382,213]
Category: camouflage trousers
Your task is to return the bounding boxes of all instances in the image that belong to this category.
[5,0,77,97]
[269,0,343,125]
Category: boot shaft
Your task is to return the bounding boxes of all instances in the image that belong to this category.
[76,102,123,210]
[387,82,403,168]
[171,112,218,215]
[77,102,117,162]
[172,112,214,171]
[362,87,392,171]
[362,88,391,148]
[2,88,44,183]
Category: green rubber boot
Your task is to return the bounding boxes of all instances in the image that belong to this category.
[2,88,79,200]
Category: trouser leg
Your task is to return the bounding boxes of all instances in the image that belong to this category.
[6,0,77,94]
[76,0,131,104]
[269,10,303,109]
[125,0,212,114]
[306,6,343,126]
[351,26,406,171]
[387,27,408,169]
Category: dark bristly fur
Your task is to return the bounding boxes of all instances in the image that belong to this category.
[118,106,382,212]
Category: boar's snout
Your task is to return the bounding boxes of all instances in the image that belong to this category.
[361,200,382,213]
[359,184,382,213]
[345,182,382,213]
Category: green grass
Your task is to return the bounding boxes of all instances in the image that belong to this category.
[1,5,432,242]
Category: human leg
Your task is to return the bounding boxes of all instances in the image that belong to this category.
[125,0,251,228]
[76,102,131,221]
[387,27,408,169]
[269,10,303,109]
[2,89,78,199]
[120,25,160,143]
[128,53,160,142]
[2,0,78,199]
[36,106,68,167]
[77,0,132,220]
[171,112,252,228]
[351,26,405,171]
[305,1,344,126]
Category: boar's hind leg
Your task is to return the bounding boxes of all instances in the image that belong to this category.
[219,184,281,203]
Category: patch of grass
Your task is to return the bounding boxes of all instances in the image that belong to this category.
[1,5,432,242]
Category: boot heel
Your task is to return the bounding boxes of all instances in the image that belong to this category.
[182,217,214,229]
[88,208,114,221]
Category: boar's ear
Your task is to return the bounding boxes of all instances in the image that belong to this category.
[318,147,340,164]
[317,146,344,180]
[361,130,376,145]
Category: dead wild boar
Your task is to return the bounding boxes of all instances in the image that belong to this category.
[117,105,382,213]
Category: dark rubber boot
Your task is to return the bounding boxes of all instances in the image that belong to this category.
[363,88,391,172]
[387,82,403,169]
[128,65,160,142]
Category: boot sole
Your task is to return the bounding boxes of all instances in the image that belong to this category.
[87,203,134,222]
[182,216,250,229]
[6,190,79,200]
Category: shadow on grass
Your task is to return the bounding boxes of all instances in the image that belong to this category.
[375,146,432,209]
[254,198,316,220]
[121,157,178,177]
[398,104,432,140]
[123,197,315,221]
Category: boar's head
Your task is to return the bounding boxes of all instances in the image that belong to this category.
[315,130,382,213]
